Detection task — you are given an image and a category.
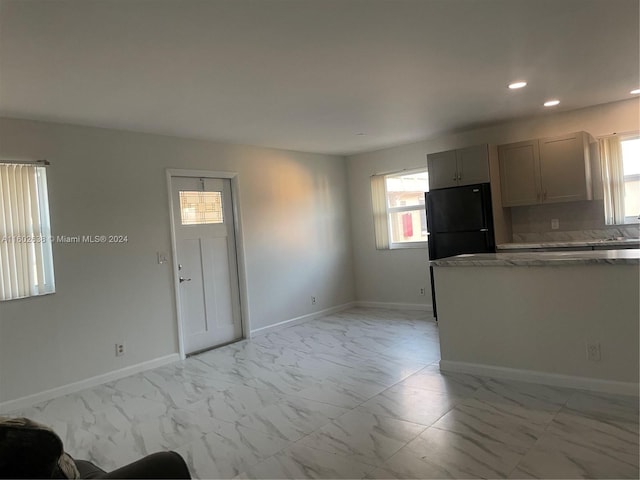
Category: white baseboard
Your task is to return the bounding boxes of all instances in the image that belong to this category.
[0,353,181,414]
[355,301,432,312]
[440,360,639,397]
[250,302,356,337]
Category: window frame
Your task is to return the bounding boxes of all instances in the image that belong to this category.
[620,134,640,225]
[0,163,56,301]
[384,168,428,250]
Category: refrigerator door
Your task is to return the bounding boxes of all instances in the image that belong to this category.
[426,183,491,233]
[428,231,494,260]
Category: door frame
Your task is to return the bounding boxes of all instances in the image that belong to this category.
[166,168,250,360]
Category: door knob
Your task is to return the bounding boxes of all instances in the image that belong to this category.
[179,277,192,283]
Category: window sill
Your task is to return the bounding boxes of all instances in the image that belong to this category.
[0,290,56,302]
[389,242,428,250]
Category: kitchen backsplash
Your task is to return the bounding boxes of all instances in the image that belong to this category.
[512,227,639,243]
[510,200,640,242]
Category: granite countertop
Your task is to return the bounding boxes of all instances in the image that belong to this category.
[497,238,640,250]
[431,249,640,267]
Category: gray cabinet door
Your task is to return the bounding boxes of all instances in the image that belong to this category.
[456,145,490,186]
[539,132,591,203]
[498,140,541,206]
[427,149,457,189]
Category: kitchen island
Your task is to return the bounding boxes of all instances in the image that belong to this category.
[431,249,640,395]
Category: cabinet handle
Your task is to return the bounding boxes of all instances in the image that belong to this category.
[543,190,547,200]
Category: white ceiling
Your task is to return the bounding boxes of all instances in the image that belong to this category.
[1,0,638,155]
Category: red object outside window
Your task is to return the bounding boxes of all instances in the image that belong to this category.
[402,213,413,238]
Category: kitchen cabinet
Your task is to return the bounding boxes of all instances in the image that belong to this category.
[427,144,490,189]
[498,132,593,207]
[592,242,640,250]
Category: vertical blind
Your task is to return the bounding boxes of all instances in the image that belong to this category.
[370,174,390,249]
[598,136,626,225]
[0,163,55,300]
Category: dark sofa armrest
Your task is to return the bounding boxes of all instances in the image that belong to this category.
[75,452,190,479]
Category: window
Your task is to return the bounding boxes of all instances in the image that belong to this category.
[371,169,428,249]
[621,137,640,224]
[179,191,224,225]
[599,134,640,225]
[0,163,55,301]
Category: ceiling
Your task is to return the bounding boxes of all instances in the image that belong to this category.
[1,0,638,155]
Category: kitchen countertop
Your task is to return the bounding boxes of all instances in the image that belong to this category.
[431,249,640,267]
[497,238,640,250]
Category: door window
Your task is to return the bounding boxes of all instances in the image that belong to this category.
[179,191,224,225]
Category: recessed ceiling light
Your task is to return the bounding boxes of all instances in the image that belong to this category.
[508,81,527,89]
[631,89,640,95]
[544,100,560,107]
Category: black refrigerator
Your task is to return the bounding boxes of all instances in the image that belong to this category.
[426,182,496,319]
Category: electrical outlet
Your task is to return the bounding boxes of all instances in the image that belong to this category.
[115,343,125,357]
[419,287,426,296]
[311,296,317,305]
[586,341,601,361]
[551,219,560,230]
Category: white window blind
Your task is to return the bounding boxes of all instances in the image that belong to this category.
[371,174,390,249]
[599,136,625,225]
[0,163,55,301]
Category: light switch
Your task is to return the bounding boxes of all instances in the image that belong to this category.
[551,219,560,230]
[157,252,169,264]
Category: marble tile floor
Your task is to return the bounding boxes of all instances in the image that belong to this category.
[5,307,639,479]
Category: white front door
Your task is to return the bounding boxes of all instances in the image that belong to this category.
[171,176,242,354]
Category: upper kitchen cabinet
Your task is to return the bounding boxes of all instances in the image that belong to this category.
[498,132,593,207]
[539,133,592,203]
[498,140,540,206]
[427,144,490,189]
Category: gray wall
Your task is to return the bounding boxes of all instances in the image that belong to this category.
[346,98,639,307]
[0,117,355,404]
[346,141,430,307]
